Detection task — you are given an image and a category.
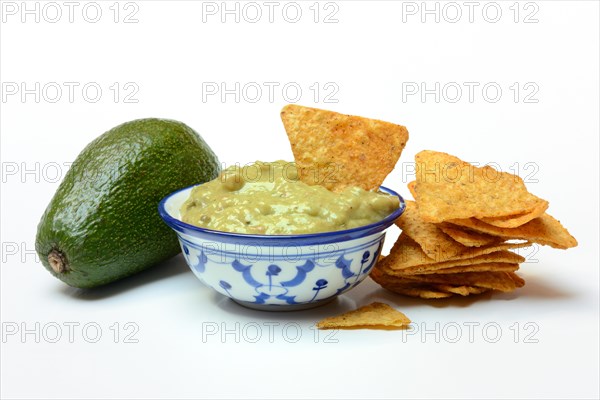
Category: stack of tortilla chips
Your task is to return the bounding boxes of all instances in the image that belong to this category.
[371,150,578,299]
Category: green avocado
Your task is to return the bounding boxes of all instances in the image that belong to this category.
[35,118,220,288]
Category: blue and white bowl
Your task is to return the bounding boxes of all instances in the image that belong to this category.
[158,185,405,311]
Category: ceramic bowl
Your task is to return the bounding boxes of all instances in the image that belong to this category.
[158,185,405,311]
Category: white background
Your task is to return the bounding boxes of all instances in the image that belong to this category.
[1,1,599,399]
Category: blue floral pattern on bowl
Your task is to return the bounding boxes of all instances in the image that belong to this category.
[159,185,405,311]
[180,236,383,306]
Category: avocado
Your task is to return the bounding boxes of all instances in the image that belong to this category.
[35,118,220,288]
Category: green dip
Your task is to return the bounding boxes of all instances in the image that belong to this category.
[180,161,399,235]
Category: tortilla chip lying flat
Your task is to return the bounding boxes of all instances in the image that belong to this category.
[381,285,454,299]
[371,267,523,297]
[394,261,521,276]
[379,232,530,270]
[448,213,578,249]
[316,302,411,330]
[478,200,549,228]
[371,269,463,298]
[396,271,525,292]
[439,285,488,296]
[437,223,501,247]
[413,150,548,223]
[281,104,408,191]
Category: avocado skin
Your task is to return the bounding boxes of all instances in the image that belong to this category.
[35,118,220,288]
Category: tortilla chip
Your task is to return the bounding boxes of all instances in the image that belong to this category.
[394,261,520,276]
[281,104,409,191]
[413,150,548,222]
[316,302,411,330]
[371,269,474,298]
[371,269,490,299]
[433,285,472,296]
[431,285,490,296]
[508,272,526,287]
[387,286,453,299]
[379,233,530,270]
[395,200,466,260]
[379,282,488,298]
[437,223,500,247]
[479,200,549,228]
[407,180,417,198]
[373,278,454,299]
[396,271,523,292]
[464,286,489,295]
[371,267,521,297]
[379,248,524,274]
[448,213,578,249]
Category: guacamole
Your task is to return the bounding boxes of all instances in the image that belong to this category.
[180,161,399,235]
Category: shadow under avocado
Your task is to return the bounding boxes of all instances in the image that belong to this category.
[60,254,190,300]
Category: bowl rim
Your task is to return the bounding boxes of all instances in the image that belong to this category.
[158,184,405,241]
